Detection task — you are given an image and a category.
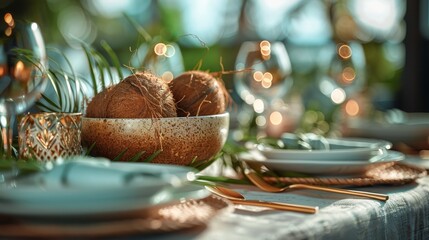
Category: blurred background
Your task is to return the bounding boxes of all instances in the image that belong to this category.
[1,0,428,138]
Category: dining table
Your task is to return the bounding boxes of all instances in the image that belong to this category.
[138,160,429,240]
[0,155,428,240]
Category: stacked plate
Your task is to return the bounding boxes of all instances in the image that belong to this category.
[240,134,405,175]
[343,111,429,150]
[0,158,209,217]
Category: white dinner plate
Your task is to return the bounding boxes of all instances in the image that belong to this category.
[0,183,209,217]
[344,112,429,145]
[257,136,392,161]
[0,160,203,217]
[239,150,405,175]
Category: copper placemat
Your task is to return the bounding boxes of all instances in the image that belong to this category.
[262,163,427,186]
[0,196,232,238]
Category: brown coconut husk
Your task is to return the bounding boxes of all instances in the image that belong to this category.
[85,86,113,118]
[168,70,228,117]
[86,72,177,118]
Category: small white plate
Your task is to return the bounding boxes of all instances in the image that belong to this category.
[239,150,404,175]
[257,137,391,161]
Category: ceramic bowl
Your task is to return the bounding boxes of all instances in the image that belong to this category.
[81,113,229,165]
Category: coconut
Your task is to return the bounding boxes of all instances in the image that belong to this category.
[168,70,228,117]
[86,72,177,118]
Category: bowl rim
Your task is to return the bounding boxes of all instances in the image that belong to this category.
[82,112,229,121]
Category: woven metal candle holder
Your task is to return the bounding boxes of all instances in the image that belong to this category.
[18,112,82,162]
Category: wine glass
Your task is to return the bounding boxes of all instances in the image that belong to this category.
[0,17,48,158]
[234,40,293,136]
[317,41,366,105]
[301,41,366,135]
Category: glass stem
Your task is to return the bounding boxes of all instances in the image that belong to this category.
[0,115,15,158]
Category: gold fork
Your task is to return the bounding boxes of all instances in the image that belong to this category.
[242,162,389,201]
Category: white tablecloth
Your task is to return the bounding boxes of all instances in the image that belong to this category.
[146,175,429,240]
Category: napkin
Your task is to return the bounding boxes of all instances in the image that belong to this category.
[20,157,178,189]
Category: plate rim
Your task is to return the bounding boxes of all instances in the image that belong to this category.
[244,150,404,165]
[240,150,405,175]
[0,161,194,203]
[0,195,233,238]
[257,137,392,161]
[0,161,198,216]
[0,184,209,217]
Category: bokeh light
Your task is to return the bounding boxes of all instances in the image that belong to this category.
[253,99,265,114]
[349,0,404,40]
[261,72,273,88]
[255,115,266,127]
[3,13,13,36]
[338,44,352,59]
[341,67,356,84]
[83,0,146,17]
[154,43,167,56]
[0,65,5,76]
[160,0,237,47]
[303,110,318,124]
[245,95,255,105]
[260,40,271,58]
[58,6,96,47]
[164,45,176,58]
[253,71,263,82]
[4,13,14,27]
[345,99,360,116]
[331,88,346,104]
[161,71,174,83]
[4,27,12,36]
[269,111,283,125]
[246,0,306,40]
[286,0,332,45]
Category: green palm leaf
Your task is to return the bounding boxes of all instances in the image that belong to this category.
[128,150,146,162]
[101,40,124,80]
[142,149,162,163]
[112,148,129,162]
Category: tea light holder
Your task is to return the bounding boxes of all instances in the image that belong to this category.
[18,112,82,162]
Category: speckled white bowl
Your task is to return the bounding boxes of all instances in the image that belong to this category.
[81,113,229,165]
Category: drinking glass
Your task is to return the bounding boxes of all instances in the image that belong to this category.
[317,41,366,104]
[0,18,48,157]
[234,41,293,135]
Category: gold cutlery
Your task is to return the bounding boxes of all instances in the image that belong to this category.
[205,185,318,214]
[242,162,389,201]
